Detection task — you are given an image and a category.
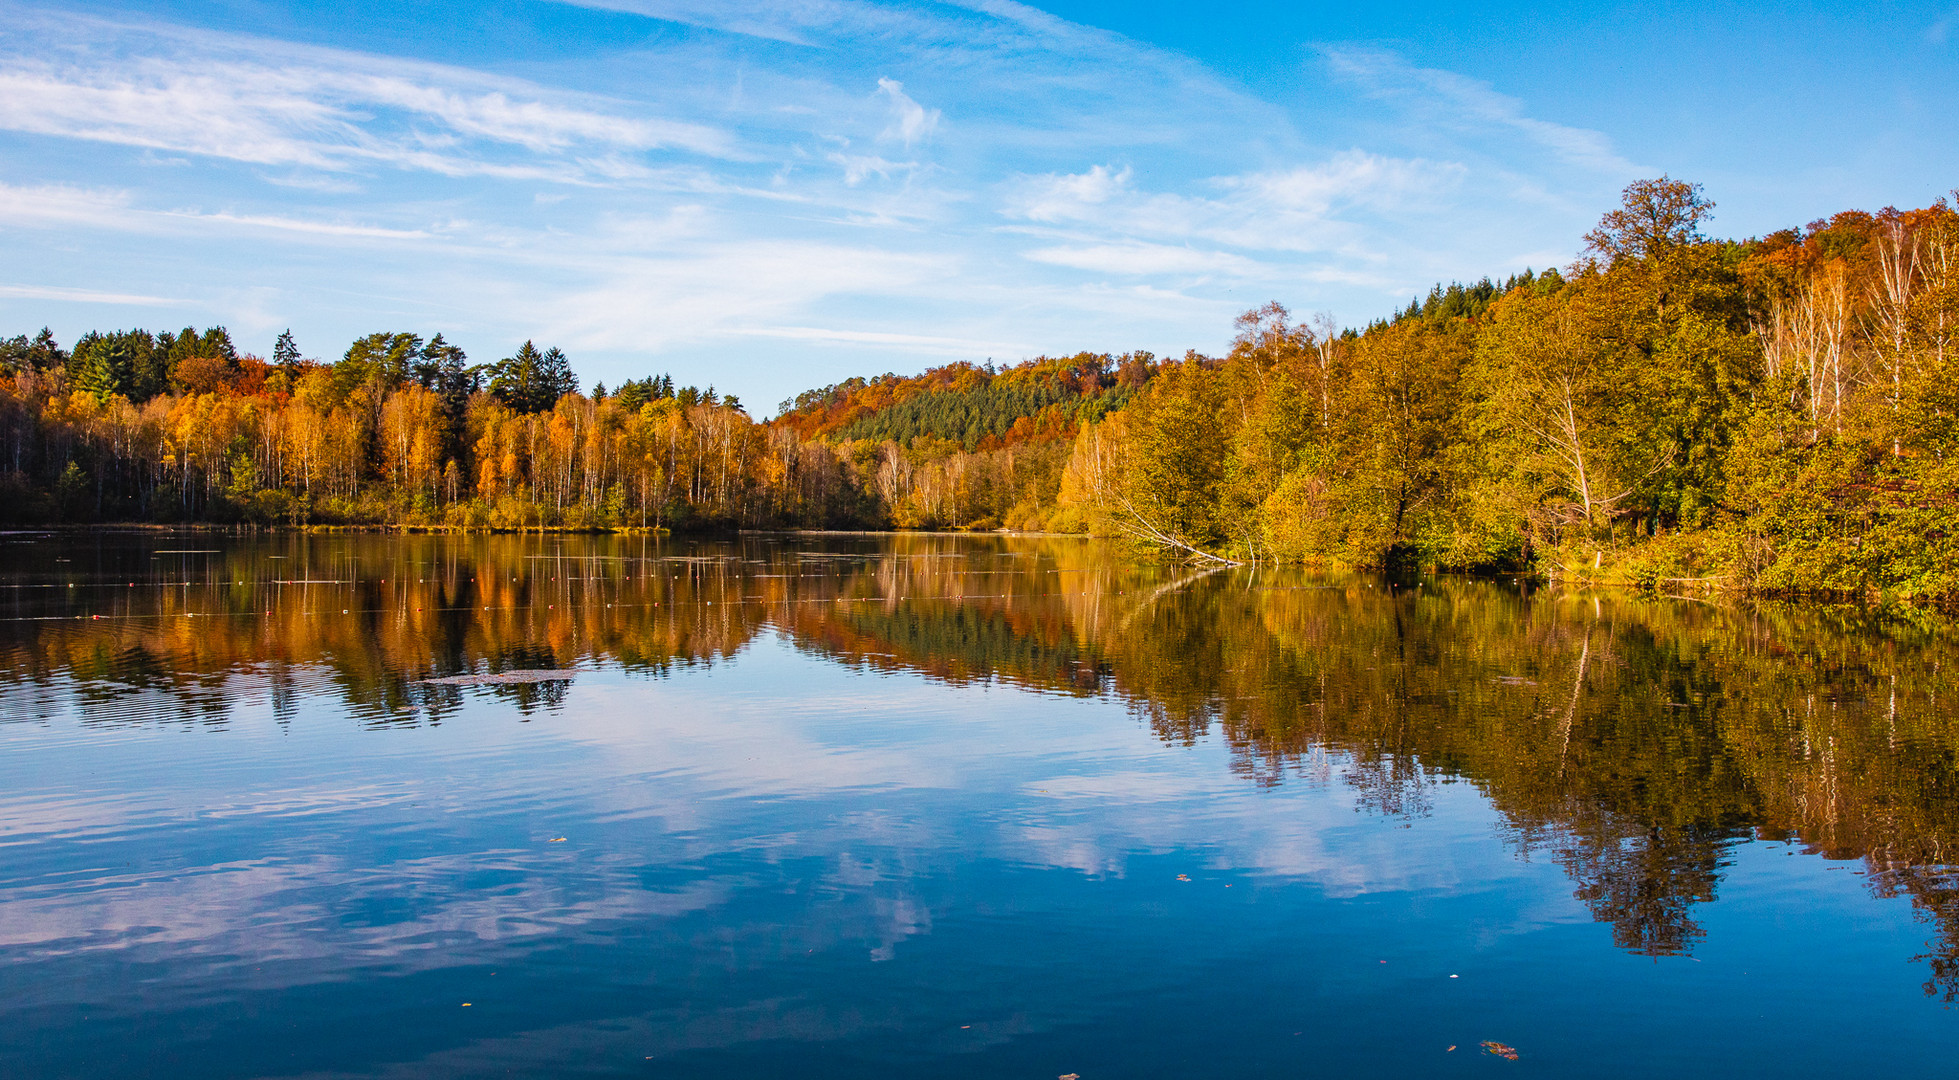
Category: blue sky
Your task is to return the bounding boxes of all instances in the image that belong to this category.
[2,0,1955,412]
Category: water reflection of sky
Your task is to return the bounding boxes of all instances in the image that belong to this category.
[1,535,1956,1077]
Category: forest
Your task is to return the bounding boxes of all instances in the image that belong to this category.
[2,177,1956,602]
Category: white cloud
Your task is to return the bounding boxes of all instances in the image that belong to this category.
[165,210,431,241]
[0,182,134,228]
[258,171,366,194]
[737,325,1030,354]
[875,77,940,148]
[1321,47,1637,176]
[828,152,915,186]
[1022,242,1261,276]
[1213,153,1458,217]
[553,0,834,45]
[518,237,958,354]
[558,0,1054,53]
[1005,151,1464,259]
[0,16,736,184]
[0,284,181,305]
[1009,164,1133,222]
[0,182,430,242]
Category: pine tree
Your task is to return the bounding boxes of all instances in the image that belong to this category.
[120,330,165,400]
[489,342,577,412]
[339,332,422,394]
[20,328,67,369]
[71,338,130,402]
[540,346,577,402]
[274,329,301,373]
[414,333,475,460]
[490,340,543,412]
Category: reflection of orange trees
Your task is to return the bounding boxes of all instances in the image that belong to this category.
[758,533,1160,692]
[1118,582,1959,978]
[0,535,771,719]
[9,534,1959,990]
[759,548,1959,984]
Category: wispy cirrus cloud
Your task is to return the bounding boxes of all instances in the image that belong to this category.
[0,12,735,184]
[1321,46,1637,177]
[875,78,939,148]
[1928,6,1959,44]
[0,284,182,305]
[558,0,1048,51]
[0,182,431,241]
[1021,242,1264,277]
[0,182,133,228]
[1004,150,1466,271]
[828,152,918,187]
[735,325,1028,354]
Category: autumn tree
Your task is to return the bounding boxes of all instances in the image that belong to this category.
[1584,176,1714,265]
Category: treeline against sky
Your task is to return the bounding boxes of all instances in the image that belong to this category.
[3,178,1957,599]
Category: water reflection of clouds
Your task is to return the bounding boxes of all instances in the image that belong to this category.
[1000,777,1539,902]
[429,644,1541,904]
[0,778,467,865]
[0,846,739,959]
[0,633,1559,1008]
[569,643,1566,943]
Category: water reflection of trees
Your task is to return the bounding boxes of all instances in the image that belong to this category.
[4,533,1959,993]
[0,533,774,724]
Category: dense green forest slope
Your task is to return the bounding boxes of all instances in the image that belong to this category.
[4,178,1956,600]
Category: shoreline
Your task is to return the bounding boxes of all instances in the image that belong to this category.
[4,524,1942,612]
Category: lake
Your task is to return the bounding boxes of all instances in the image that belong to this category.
[1,532,1955,1078]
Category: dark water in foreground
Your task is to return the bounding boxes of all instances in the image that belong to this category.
[2,532,1957,1078]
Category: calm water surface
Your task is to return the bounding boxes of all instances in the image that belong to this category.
[1,532,1956,1078]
